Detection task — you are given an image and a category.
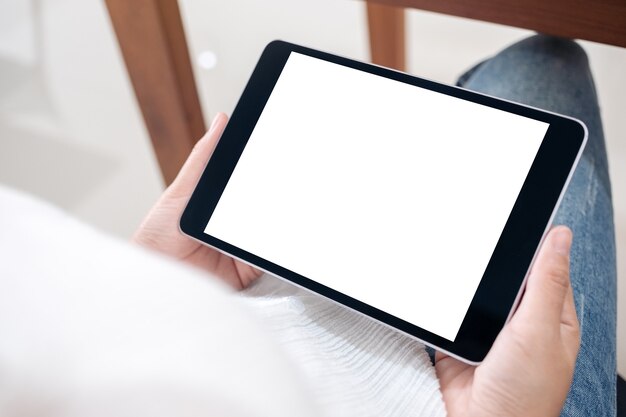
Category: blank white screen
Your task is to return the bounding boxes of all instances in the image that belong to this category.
[205,52,548,341]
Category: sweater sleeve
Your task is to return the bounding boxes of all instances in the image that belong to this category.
[0,185,320,417]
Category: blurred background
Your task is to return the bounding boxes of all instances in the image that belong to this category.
[0,0,624,375]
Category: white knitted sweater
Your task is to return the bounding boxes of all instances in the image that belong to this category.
[242,276,446,417]
[0,185,446,417]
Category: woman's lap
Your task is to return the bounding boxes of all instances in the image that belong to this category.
[458,34,617,416]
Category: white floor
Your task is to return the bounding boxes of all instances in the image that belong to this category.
[0,0,624,375]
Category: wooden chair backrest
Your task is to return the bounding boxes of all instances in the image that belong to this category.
[367,0,626,71]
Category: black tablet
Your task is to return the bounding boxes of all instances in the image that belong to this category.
[181,40,586,364]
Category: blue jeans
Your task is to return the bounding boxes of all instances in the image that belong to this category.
[457,35,617,416]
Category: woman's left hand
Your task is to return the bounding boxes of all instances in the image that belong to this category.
[133,113,261,289]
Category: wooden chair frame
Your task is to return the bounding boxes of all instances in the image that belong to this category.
[105,0,626,185]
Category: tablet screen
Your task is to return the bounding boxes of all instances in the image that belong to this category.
[204,52,549,342]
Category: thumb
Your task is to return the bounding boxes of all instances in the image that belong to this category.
[169,112,228,195]
[515,226,573,327]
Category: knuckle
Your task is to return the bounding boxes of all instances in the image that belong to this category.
[543,263,570,289]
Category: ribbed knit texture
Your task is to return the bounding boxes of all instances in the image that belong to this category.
[241,275,447,417]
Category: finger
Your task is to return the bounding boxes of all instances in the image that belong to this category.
[514,226,573,327]
[434,350,447,363]
[434,350,472,384]
[170,112,228,194]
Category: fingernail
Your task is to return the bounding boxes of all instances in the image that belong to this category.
[552,227,572,256]
[208,114,223,135]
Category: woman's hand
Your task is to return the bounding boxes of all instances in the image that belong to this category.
[133,113,261,289]
[436,226,580,417]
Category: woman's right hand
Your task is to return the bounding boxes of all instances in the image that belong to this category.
[436,226,580,417]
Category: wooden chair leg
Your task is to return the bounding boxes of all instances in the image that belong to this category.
[366,2,406,72]
[105,0,205,185]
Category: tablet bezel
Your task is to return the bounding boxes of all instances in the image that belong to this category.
[180,40,586,364]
